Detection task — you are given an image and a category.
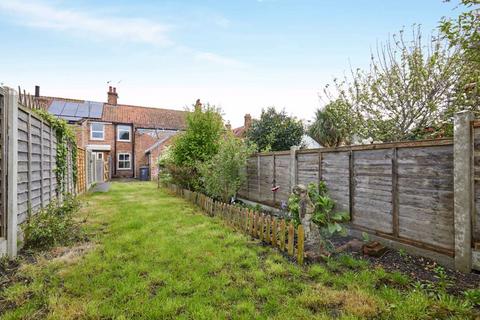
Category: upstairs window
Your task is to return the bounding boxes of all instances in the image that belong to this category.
[117,125,131,142]
[90,123,104,140]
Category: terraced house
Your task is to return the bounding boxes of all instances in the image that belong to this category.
[35,86,187,181]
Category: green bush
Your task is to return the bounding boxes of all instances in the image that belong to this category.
[200,133,255,202]
[168,104,224,190]
[22,195,82,250]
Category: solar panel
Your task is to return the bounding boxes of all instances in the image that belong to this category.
[48,100,66,116]
[63,102,79,117]
[89,101,103,118]
[75,102,90,118]
[47,99,104,121]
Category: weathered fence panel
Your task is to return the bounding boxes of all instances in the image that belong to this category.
[0,87,78,257]
[352,149,393,234]
[259,155,274,205]
[397,145,454,251]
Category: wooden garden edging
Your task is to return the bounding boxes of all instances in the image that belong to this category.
[167,184,305,265]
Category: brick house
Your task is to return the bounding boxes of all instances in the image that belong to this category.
[36,86,186,180]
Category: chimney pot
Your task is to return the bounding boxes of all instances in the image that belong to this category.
[107,86,118,105]
[34,85,40,98]
[244,113,252,130]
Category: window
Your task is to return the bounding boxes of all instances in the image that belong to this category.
[117,153,131,170]
[117,125,131,141]
[96,152,103,160]
[90,123,104,140]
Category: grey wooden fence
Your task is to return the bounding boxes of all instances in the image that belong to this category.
[0,86,77,257]
[238,111,477,272]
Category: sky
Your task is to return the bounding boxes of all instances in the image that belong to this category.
[0,0,460,127]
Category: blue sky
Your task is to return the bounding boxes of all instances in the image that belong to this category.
[0,0,459,127]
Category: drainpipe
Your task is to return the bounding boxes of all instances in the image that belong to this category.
[114,123,117,177]
[132,125,136,179]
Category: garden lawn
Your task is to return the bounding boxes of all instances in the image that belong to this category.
[1,182,476,319]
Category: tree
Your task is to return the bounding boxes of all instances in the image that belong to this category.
[246,107,304,152]
[308,99,361,147]
[168,103,224,190]
[325,26,463,142]
[200,133,254,202]
[440,0,480,118]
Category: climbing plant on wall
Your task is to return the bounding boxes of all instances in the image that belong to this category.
[35,109,78,196]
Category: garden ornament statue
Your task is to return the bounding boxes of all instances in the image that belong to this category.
[293,185,322,255]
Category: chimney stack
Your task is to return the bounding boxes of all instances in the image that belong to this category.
[34,85,40,98]
[244,114,252,130]
[108,86,118,105]
[225,121,232,131]
[194,99,202,112]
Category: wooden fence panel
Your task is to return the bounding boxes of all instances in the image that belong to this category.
[297,151,319,187]
[397,145,454,250]
[259,155,274,204]
[77,148,86,194]
[246,157,259,201]
[352,149,393,233]
[321,151,350,213]
[274,154,290,204]
[474,126,480,242]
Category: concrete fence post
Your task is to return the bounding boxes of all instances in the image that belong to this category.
[6,88,18,257]
[453,110,474,272]
[290,146,299,191]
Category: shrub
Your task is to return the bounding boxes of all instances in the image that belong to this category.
[200,133,255,202]
[22,195,82,250]
[308,99,361,147]
[246,107,304,152]
[168,104,224,190]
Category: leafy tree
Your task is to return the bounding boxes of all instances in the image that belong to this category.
[169,104,224,190]
[246,107,304,152]
[325,26,463,142]
[200,133,255,202]
[440,0,480,118]
[308,99,361,147]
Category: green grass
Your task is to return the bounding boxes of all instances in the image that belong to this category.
[0,182,476,319]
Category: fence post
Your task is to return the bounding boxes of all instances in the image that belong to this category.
[6,88,18,257]
[290,146,299,191]
[454,110,474,272]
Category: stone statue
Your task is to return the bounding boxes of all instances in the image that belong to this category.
[293,185,322,256]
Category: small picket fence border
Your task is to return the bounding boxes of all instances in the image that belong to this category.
[166,184,305,264]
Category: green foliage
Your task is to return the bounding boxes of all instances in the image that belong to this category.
[288,182,350,240]
[22,195,81,250]
[440,0,480,118]
[324,25,467,142]
[34,109,77,196]
[308,99,361,147]
[200,133,255,202]
[246,107,304,152]
[168,104,224,190]
[464,288,480,307]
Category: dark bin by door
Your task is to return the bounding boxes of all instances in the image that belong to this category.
[139,166,150,181]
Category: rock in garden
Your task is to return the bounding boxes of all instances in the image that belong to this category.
[363,241,387,257]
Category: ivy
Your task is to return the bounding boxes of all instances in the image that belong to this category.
[34,109,77,196]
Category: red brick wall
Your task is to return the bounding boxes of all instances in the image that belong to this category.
[74,121,134,178]
[134,131,157,178]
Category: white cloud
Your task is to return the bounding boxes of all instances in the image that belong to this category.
[0,0,172,46]
[194,52,247,68]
